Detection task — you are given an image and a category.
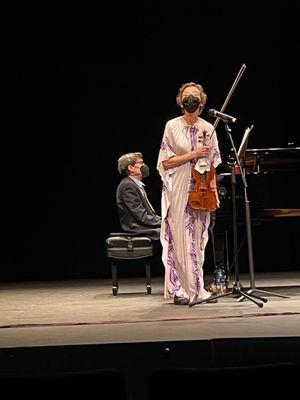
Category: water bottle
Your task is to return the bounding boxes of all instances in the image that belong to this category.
[214,266,226,294]
[214,267,222,292]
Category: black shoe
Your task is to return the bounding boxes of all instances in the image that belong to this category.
[206,297,218,303]
[174,295,189,305]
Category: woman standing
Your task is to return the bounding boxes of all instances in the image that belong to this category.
[157,82,222,305]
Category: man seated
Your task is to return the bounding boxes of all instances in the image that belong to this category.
[116,152,161,240]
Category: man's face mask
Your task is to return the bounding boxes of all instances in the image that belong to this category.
[182,95,200,113]
[140,163,150,179]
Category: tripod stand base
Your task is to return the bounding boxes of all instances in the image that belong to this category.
[241,287,290,299]
[189,282,264,308]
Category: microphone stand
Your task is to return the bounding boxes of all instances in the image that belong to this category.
[190,121,265,308]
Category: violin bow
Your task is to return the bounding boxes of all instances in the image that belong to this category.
[211,63,247,133]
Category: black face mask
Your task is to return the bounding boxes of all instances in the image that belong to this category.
[140,163,150,179]
[182,95,200,113]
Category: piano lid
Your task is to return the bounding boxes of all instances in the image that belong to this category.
[242,147,300,173]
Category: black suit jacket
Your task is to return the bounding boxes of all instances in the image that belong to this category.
[116,176,161,240]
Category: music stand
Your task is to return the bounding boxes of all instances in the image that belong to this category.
[190,123,266,308]
[237,125,252,165]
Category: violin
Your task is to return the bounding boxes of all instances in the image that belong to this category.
[188,165,218,211]
[188,64,247,212]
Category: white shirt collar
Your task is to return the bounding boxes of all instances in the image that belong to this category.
[129,175,145,188]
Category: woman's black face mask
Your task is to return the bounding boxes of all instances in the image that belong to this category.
[182,95,200,113]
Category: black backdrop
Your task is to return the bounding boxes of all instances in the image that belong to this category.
[10,4,299,281]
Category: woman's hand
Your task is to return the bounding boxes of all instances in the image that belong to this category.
[193,145,210,158]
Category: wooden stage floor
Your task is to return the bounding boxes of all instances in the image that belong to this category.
[1,271,299,399]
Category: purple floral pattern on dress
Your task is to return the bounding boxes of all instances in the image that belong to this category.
[165,219,181,296]
[208,148,221,165]
[187,126,203,296]
[160,136,175,153]
[200,212,209,251]
[185,203,195,235]
[185,203,201,297]
[189,126,198,167]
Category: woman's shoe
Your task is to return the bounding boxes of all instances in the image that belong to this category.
[174,295,189,305]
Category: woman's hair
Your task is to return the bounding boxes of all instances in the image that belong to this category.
[117,152,143,176]
[176,82,207,107]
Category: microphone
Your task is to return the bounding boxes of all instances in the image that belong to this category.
[208,109,237,123]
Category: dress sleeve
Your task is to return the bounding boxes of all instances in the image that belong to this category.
[209,128,222,168]
[156,121,177,191]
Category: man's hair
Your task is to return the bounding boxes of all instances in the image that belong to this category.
[176,82,207,107]
[117,152,143,176]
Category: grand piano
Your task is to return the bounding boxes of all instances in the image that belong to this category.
[217,146,300,217]
[212,145,300,273]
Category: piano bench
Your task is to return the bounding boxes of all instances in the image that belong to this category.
[105,233,153,295]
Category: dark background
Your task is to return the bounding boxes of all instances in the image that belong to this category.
[10,3,299,281]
